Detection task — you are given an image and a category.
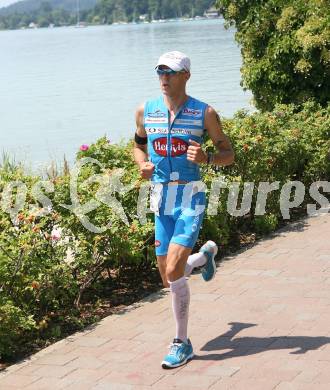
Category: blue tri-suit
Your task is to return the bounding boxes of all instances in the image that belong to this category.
[144,95,208,256]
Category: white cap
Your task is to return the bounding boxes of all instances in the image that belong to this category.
[155,51,191,72]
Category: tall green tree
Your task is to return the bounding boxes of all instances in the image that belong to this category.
[217,0,330,111]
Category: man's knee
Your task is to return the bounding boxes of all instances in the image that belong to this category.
[166,263,177,281]
[165,244,192,281]
[166,257,185,281]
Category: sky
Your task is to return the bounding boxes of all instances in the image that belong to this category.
[0,0,20,8]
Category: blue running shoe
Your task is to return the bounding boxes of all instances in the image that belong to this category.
[200,240,218,282]
[161,338,194,369]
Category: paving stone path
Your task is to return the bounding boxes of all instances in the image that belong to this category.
[1,213,330,390]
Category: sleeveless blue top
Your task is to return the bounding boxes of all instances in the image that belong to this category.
[143,95,208,183]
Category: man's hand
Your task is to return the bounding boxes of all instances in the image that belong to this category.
[187,139,207,164]
[138,161,155,179]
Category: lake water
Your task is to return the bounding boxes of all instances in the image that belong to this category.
[0,19,253,170]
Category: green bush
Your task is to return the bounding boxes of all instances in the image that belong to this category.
[0,300,36,360]
[0,138,157,360]
[199,101,330,244]
[253,214,278,235]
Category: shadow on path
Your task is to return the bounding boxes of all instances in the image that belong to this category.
[195,322,330,361]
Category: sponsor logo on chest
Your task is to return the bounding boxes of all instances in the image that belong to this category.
[146,127,204,136]
[182,108,202,117]
[145,117,168,124]
[145,109,168,124]
[153,137,188,157]
[146,127,168,134]
[147,109,167,118]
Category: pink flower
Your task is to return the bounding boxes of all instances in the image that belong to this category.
[80,144,89,151]
[51,232,61,241]
[51,228,61,241]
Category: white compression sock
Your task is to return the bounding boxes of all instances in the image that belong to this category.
[184,252,207,277]
[169,276,190,342]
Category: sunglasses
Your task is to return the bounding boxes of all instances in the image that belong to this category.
[156,68,185,76]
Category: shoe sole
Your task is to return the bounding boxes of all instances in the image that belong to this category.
[161,352,194,369]
[201,241,218,282]
[204,254,217,282]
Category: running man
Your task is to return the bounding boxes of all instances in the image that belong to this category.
[133,51,234,368]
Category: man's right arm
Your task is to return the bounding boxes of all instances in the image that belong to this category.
[133,104,155,179]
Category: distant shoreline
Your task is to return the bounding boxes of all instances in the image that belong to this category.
[0,15,222,32]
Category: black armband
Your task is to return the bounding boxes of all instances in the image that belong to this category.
[135,132,148,145]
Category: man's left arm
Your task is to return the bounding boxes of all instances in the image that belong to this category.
[187,106,234,166]
[204,106,234,166]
